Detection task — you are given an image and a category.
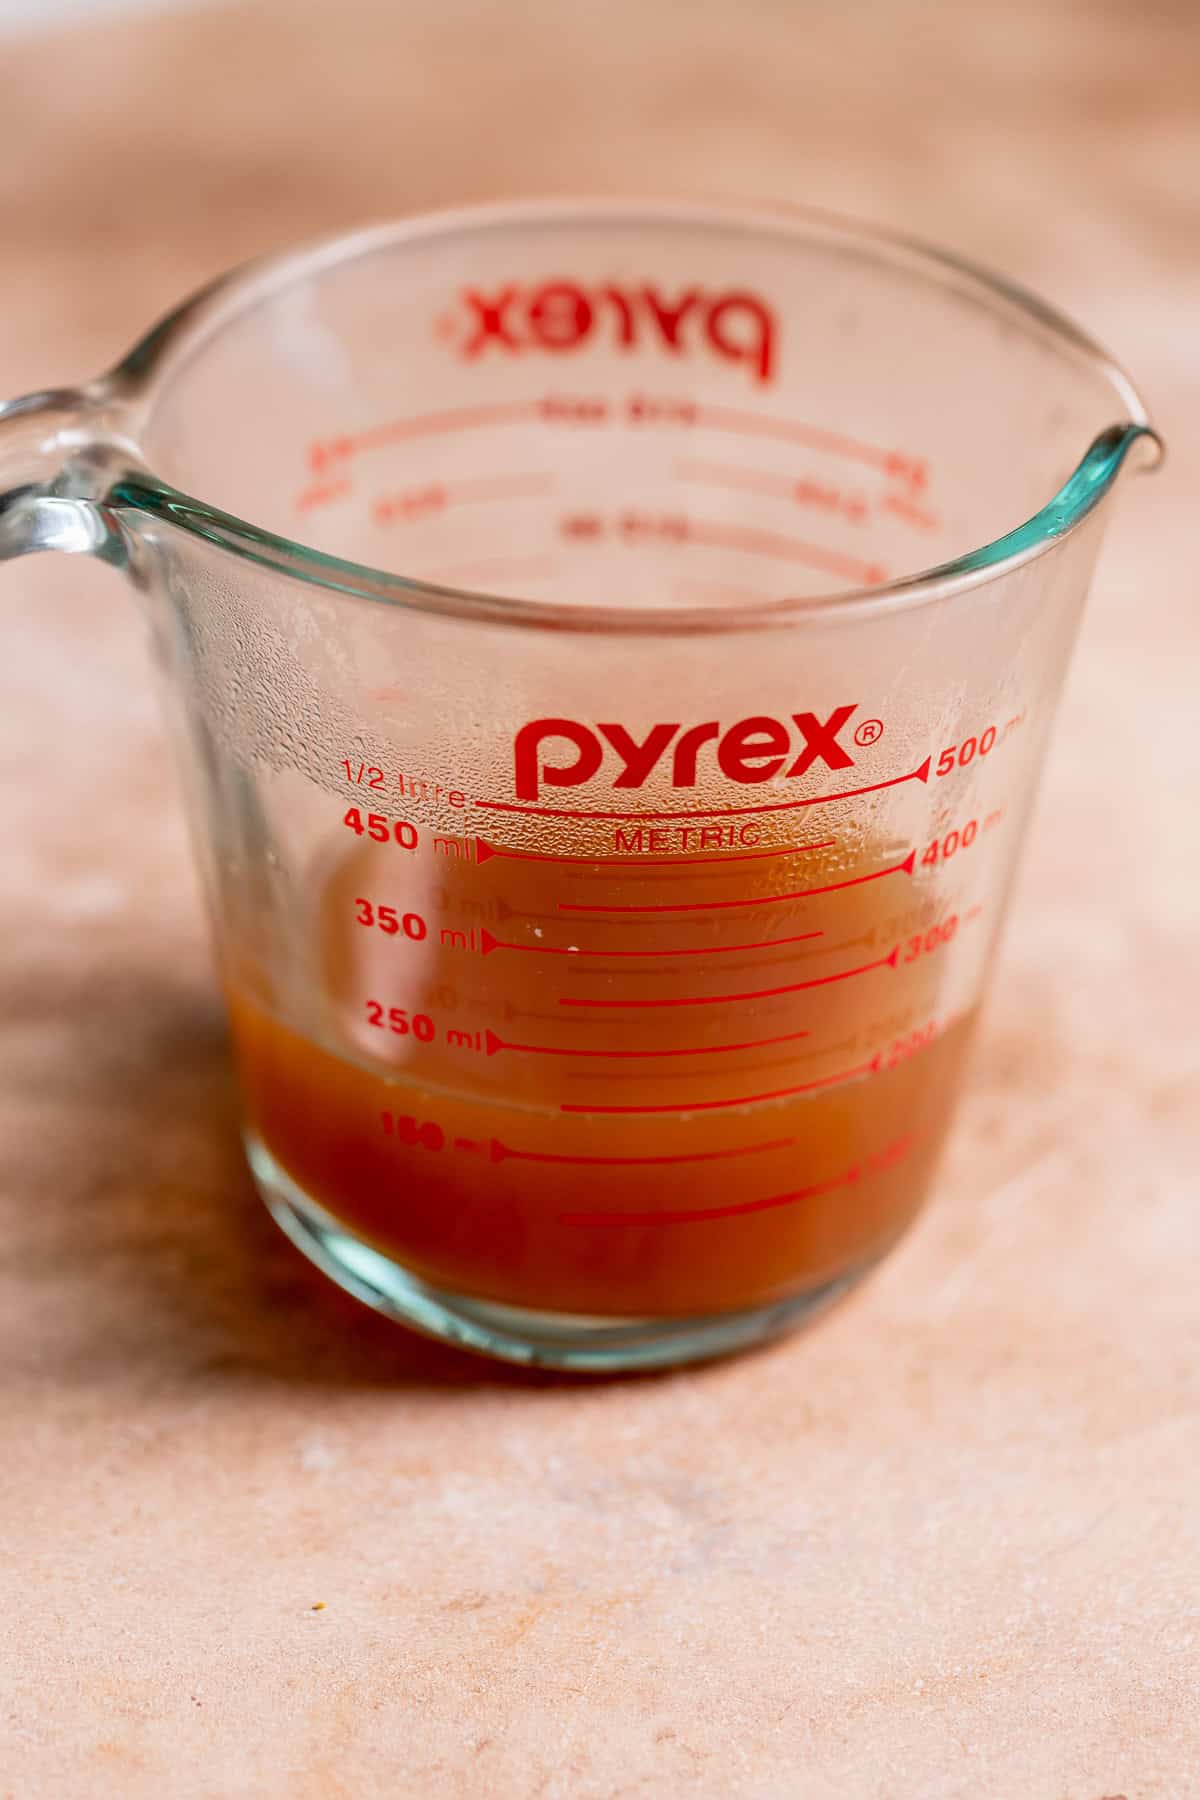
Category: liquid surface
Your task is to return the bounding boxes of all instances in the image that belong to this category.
[228,830,974,1317]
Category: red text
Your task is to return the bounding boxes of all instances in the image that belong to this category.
[452,280,778,385]
[513,706,861,802]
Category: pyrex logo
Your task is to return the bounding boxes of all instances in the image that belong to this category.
[445,280,778,385]
[513,708,860,802]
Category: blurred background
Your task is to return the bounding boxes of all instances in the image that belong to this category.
[2,0,1196,403]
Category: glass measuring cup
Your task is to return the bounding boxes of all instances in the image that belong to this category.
[0,200,1159,1370]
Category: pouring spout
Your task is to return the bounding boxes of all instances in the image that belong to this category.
[1094,418,1164,480]
[0,386,129,563]
[1040,418,1164,536]
[930,418,1164,590]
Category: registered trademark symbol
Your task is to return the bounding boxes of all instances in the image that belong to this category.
[854,718,884,748]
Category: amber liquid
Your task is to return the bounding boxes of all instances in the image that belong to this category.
[229,830,973,1318]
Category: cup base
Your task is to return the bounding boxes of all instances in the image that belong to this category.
[247,1133,878,1372]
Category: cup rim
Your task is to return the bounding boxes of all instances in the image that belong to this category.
[100,195,1159,634]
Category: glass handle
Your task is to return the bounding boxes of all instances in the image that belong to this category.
[0,386,125,563]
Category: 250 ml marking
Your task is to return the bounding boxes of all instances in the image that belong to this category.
[364,1000,814,1064]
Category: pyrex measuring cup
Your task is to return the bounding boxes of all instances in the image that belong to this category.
[0,200,1158,1370]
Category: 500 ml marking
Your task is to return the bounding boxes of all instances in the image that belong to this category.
[488,707,1025,823]
[933,712,1025,776]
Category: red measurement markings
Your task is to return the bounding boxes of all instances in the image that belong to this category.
[695,404,930,492]
[560,849,916,914]
[424,555,557,588]
[563,1046,890,1114]
[483,1024,811,1060]
[373,472,553,525]
[473,835,834,868]
[570,509,886,586]
[467,1135,794,1168]
[307,396,930,490]
[296,477,351,514]
[308,401,539,474]
[475,757,931,822]
[558,1029,863,1094]
[562,940,840,988]
[478,926,822,961]
[881,492,939,532]
[561,944,899,1011]
[560,1137,913,1226]
[676,459,870,525]
[559,1048,836,1093]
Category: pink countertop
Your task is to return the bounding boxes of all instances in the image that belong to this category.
[1,2,1196,1793]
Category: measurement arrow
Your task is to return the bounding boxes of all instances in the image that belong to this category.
[474,758,931,822]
